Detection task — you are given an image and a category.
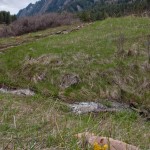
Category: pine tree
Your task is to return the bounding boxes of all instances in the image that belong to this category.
[0,13,4,23]
[0,11,17,24]
[5,12,11,24]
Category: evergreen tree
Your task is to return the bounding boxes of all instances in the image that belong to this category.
[0,11,17,24]
[6,12,11,24]
[79,0,150,22]
[0,13,4,23]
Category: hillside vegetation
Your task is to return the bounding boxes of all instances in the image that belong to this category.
[0,13,79,37]
[1,0,150,37]
[0,16,150,149]
[79,0,150,21]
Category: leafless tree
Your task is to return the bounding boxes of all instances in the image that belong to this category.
[0,13,80,37]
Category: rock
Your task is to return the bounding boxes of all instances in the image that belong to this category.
[0,88,35,96]
[69,102,105,114]
[69,101,129,114]
[60,74,80,89]
[76,132,139,150]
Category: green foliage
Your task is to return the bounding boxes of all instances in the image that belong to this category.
[0,11,17,24]
[78,0,150,21]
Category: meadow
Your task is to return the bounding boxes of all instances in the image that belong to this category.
[0,16,150,149]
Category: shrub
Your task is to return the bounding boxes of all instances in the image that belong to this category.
[0,13,80,37]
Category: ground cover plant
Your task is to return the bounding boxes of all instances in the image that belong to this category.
[0,16,150,149]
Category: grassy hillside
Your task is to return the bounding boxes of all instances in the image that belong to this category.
[0,16,150,149]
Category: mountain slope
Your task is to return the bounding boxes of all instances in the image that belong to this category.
[17,0,128,18]
[18,0,73,17]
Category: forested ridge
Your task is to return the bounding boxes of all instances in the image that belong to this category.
[78,0,150,21]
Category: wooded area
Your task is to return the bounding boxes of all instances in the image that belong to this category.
[78,0,150,21]
[0,11,17,24]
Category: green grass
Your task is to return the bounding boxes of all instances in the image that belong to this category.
[0,16,150,149]
[0,94,149,149]
[0,16,150,104]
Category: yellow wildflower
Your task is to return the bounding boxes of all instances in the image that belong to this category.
[94,142,101,150]
[93,142,108,150]
[103,144,108,150]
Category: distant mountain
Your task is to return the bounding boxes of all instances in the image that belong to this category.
[17,0,121,18]
[17,0,147,18]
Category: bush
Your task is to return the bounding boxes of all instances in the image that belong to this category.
[0,13,80,37]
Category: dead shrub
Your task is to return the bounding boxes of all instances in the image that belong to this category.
[0,13,80,37]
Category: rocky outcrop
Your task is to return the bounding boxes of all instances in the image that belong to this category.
[17,0,124,18]
[17,0,73,18]
[17,0,138,18]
